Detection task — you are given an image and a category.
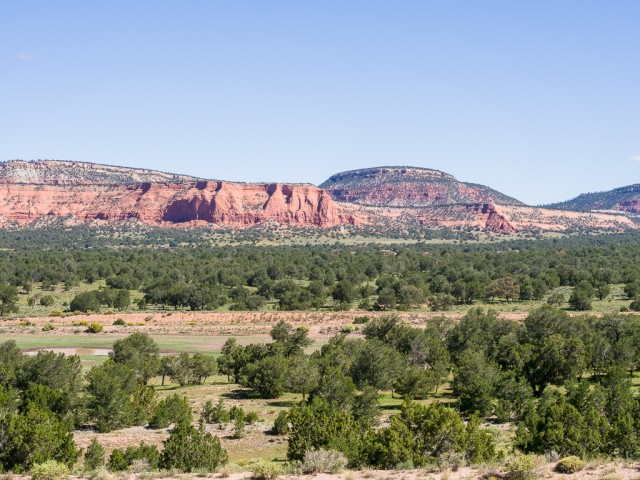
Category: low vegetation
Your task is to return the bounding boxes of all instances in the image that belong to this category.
[2,309,640,476]
[2,232,640,477]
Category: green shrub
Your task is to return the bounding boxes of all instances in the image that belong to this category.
[233,411,246,439]
[149,394,193,429]
[40,295,55,307]
[108,443,160,472]
[161,424,228,472]
[302,449,348,474]
[202,399,230,424]
[229,405,245,421]
[69,291,101,313]
[353,316,370,324]
[629,298,640,312]
[554,456,584,474]
[84,438,105,471]
[246,411,259,424]
[49,310,64,317]
[42,323,55,331]
[30,460,70,480]
[113,318,126,326]
[251,461,283,480]
[107,450,128,472]
[86,322,103,333]
[272,410,289,435]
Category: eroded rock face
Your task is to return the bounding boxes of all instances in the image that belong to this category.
[0,181,360,227]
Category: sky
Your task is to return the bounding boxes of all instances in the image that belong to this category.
[1,1,639,205]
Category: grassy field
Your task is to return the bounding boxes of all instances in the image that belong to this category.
[0,333,268,352]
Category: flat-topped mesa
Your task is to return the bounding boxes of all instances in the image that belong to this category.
[320,166,524,207]
[0,159,199,185]
[323,166,457,185]
[0,180,361,227]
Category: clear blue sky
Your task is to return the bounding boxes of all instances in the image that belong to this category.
[1,1,639,204]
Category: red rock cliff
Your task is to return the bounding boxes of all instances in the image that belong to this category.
[0,181,360,227]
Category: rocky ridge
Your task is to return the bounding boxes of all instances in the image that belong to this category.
[0,159,199,185]
[0,160,636,234]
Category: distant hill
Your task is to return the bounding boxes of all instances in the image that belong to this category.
[0,159,635,234]
[320,166,525,207]
[0,159,200,185]
[548,184,640,213]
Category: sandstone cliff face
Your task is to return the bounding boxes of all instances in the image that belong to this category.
[0,181,360,227]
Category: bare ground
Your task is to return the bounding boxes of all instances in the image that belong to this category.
[9,461,640,480]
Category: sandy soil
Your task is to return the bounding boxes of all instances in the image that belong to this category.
[10,461,640,480]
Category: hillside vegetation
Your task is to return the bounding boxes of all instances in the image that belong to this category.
[549,183,640,213]
[320,166,524,206]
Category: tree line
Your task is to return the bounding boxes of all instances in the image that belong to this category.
[3,240,640,313]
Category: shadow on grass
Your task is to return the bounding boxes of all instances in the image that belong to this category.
[266,400,297,408]
[381,403,403,412]
[222,388,260,400]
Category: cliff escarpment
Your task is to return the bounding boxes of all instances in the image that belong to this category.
[0,180,360,227]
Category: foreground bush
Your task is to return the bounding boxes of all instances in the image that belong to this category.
[251,461,284,480]
[554,456,584,474]
[3,406,79,472]
[84,438,105,471]
[161,423,228,472]
[504,454,538,480]
[302,449,348,474]
[366,403,496,468]
[287,399,496,469]
[108,443,160,472]
[30,460,70,480]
